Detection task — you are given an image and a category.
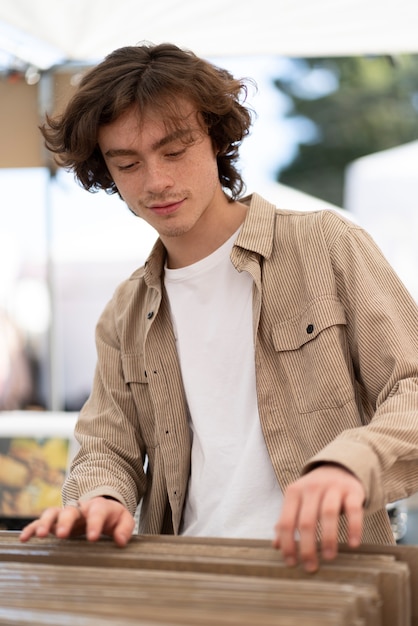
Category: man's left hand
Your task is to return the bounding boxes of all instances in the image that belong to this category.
[273,464,365,572]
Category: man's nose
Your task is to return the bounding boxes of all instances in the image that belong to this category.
[143,162,174,194]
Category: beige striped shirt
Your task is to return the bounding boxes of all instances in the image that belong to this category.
[64,194,418,544]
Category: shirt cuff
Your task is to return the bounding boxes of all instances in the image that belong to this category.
[302,439,384,513]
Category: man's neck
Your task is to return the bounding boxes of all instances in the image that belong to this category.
[163,200,248,269]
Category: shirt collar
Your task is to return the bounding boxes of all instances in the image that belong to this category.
[139,193,277,285]
[234,193,277,259]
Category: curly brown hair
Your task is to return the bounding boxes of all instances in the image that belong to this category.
[42,43,255,199]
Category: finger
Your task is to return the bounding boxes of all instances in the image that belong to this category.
[19,523,35,542]
[19,516,52,542]
[273,484,302,566]
[83,504,107,542]
[27,507,62,539]
[54,504,85,539]
[319,489,344,561]
[20,519,42,542]
[344,491,365,548]
[19,506,76,542]
[297,490,322,572]
[112,510,136,547]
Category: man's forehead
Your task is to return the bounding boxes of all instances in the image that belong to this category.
[126,97,199,127]
[98,102,203,154]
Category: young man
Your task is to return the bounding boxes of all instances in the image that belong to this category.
[20,43,418,573]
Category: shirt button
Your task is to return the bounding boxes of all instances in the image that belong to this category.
[147,311,154,319]
[306,324,314,334]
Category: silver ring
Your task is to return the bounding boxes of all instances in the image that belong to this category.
[66,499,82,511]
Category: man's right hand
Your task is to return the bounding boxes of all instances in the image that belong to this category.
[19,496,135,547]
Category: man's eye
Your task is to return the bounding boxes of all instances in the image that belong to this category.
[118,163,136,171]
[166,148,186,158]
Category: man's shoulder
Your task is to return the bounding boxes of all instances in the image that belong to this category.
[113,237,165,296]
[247,192,356,224]
[128,265,146,282]
[104,263,153,322]
[246,193,358,242]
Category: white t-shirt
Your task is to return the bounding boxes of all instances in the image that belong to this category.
[164,230,283,539]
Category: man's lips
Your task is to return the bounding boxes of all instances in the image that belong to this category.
[148,199,185,216]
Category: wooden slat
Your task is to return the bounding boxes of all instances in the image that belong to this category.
[0,532,416,625]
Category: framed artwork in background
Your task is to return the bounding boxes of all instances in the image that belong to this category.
[0,411,78,530]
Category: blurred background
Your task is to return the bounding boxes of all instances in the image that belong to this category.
[1,0,417,412]
[0,0,417,537]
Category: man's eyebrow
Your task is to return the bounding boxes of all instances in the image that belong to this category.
[104,128,194,158]
[104,148,138,158]
[153,128,193,150]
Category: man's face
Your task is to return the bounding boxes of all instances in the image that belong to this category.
[98,101,223,242]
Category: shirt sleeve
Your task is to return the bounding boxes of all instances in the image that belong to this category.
[303,217,418,513]
[62,288,147,514]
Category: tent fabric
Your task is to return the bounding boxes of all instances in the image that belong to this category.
[1,0,418,70]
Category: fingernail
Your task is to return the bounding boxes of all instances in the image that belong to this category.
[322,549,334,560]
[305,561,317,572]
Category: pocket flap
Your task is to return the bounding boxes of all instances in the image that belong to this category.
[272,296,346,352]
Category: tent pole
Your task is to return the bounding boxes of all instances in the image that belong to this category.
[38,71,61,411]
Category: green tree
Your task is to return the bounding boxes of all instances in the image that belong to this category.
[275,55,418,207]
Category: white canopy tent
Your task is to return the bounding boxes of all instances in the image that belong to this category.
[1,0,418,70]
[345,141,418,302]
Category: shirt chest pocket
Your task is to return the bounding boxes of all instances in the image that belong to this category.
[271,297,355,414]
